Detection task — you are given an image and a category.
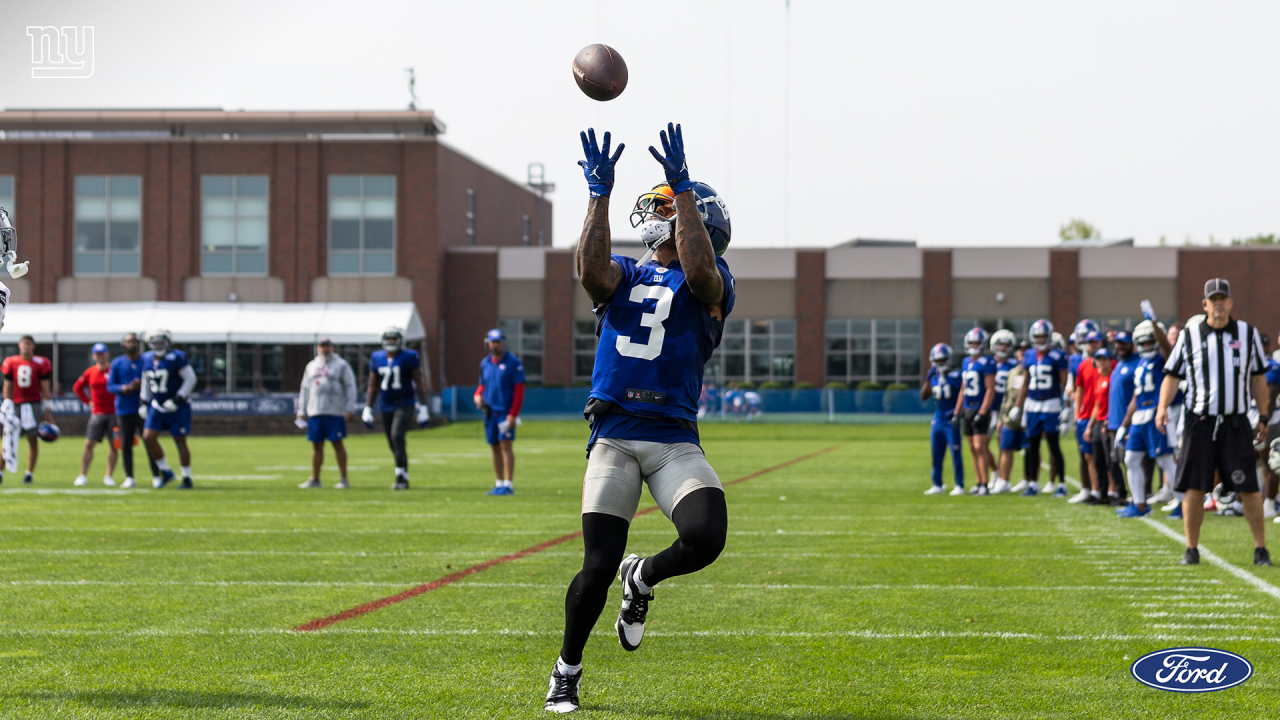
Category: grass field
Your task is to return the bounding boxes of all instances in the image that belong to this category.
[1,420,1277,719]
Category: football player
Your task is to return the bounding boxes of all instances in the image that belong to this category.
[1098,331,1140,506]
[362,327,430,491]
[989,330,1020,493]
[545,124,734,714]
[474,328,525,496]
[140,329,197,489]
[960,328,996,494]
[1008,320,1069,496]
[923,343,965,495]
[1,335,53,484]
[1070,330,1103,503]
[1114,320,1177,518]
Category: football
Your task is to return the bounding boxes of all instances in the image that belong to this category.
[572,44,628,101]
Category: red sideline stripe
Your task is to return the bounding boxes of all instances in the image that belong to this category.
[292,443,841,632]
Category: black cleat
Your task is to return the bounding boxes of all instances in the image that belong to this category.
[391,478,409,491]
[615,553,652,652]
[1255,547,1272,567]
[544,667,581,714]
[178,476,193,490]
[1181,547,1200,565]
[22,472,32,485]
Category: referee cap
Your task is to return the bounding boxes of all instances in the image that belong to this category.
[1204,278,1231,299]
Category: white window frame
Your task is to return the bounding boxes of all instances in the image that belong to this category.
[706,318,796,384]
[498,318,543,383]
[573,318,598,381]
[200,174,269,277]
[74,175,142,278]
[0,175,14,219]
[826,318,922,387]
[327,175,396,276]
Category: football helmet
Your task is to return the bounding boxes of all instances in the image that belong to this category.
[629,181,731,266]
[1074,319,1100,338]
[0,208,27,279]
[1051,332,1066,351]
[929,343,953,368]
[1132,320,1163,359]
[381,327,404,353]
[963,327,988,356]
[990,329,1017,360]
[1028,320,1054,351]
[37,421,60,442]
[147,329,172,354]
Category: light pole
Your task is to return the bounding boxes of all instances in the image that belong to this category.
[527,163,555,247]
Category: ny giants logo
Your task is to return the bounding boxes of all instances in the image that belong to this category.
[1130,647,1252,693]
[26,26,94,79]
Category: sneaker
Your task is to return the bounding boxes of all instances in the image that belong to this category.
[616,553,652,652]
[967,485,981,495]
[924,485,945,495]
[1052,484,1068,498]
[949,486,966,496]
[1203,498,1217,512]
[486,485,507,496]
[1068,489,1091,504]
[22,472,32,485]
[1117,504,1152,518]
[1169,505,1184,520]
[392,479,409,491]
[102,476,116,487]
[153,470,175,489]
[1021,483,1039,497]
[178,476,193,490]
[1267,500,1278,520]
[1163,499,1180,512]
[335,478,350,489]
[1109,495,1128,507]
[1217,505,1244,517]
[991,478,1012,494]
[544,667,582,714]
[1084,494,1104,505]
[121,477,136,489]
[976,485,990,496]
[1150,485,1174,504]
[1010,480,1029,493]
[298,478,321,489]
[73,475,87,487]
[1044,482,1057,495]
[1181,547,1200,565]
[1255,547,1273,567]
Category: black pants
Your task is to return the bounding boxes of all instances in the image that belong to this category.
[559,487,727,666]
[382,406,413,470]
[1024,432,1064,482]
[1091,429,1128,497]
[117,414,158,479]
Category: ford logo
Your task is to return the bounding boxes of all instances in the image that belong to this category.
[1131,647,1252,693]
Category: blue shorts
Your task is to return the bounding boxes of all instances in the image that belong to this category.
[144,403,191,437]
[307,415,347,443]
[1075,418,1093,455]
[1024,411,1060,437]
[1126,421,1172,457]
[1000,426,1027,451]
[484,412,516,445]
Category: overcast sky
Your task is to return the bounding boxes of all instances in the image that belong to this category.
[6,1,1280,249]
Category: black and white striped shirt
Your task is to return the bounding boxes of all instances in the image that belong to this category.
[1164,318,1266,416]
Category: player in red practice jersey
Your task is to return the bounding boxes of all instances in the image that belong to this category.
[72,343,119,487]
[1,335,54,484]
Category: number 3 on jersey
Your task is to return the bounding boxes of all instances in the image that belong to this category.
[616,284,674,361]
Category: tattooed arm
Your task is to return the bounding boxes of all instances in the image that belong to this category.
[672,191,724,309]
[577,197,623,304]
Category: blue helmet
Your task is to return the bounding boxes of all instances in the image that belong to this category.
[963,327,988,356]
[1074,319,1100,337]
[929,343,953,366]
[1029,319,1055,350]
[37,422,60,442]
[629,181,731,260]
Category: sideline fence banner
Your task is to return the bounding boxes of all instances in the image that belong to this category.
[49,394,299,416]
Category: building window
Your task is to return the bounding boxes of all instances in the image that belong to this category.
[466,188,476,246]
[201,175,268,276]
[1096,316,1176,334]
[178,343,229,395]
[498,318,543,383]
[522,214,531,246]
[328,175,395,275]
[951,318,1035,355]
[574,319,598,380]
[234,343,284,393]
[706,319,795,384]
[0,176,13,218]
[74,175,141,276]
[826,318,921,387]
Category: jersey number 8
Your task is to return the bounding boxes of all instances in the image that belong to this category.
[615,284,675,361]
[15,364,32,388]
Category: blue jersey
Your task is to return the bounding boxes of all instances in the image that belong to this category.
[141,350,189,404]
[1068,353,1084,380]
[1107,354,1141,430]
[589,254,735,445]
[1133,353,1167,411]
[107,353,145,415]
[1022,348,1069,409]
[993,358,1017,409]
[961,355,997,410]
[478,351,525,415]
[1265,357,1280,387]
[929,366,962,420]
[370,349,421,412]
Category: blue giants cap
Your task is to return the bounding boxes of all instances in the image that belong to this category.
[485,328,505,342]
[1085,331,1103,344]
[1093,347,1113,360]
[91,342,109,354]
[1114,331,1132,345]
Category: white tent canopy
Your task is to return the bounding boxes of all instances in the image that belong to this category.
[2,302,427,344]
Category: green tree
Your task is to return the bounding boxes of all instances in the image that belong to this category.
[1231,234,1278,246]
[1059,218,1100,242]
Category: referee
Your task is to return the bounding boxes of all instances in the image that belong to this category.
[1157,278,1272,566]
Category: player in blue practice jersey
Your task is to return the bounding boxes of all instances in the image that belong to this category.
[546,123,735,713]
[474,328,526,496]
[1010,320,1069,496]
[139,329,197,489]
[362,327,429,490]
[1117,320,1177,518]
[923,344,965,495]
[960,328,997,495]
[989,330,1020,493]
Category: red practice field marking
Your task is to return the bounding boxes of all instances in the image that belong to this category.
[292,444,841,632]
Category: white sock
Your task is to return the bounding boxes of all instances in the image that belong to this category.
[494,479,503,487]
[555,657,581,677]
[996,477,1006,485]
[1091,490,1101,498]
[155,458,171,472]
[75,474,86,481]
[125,476,134,483]
[181,465,191,478]
[503,479,513,488]
[396,467,407,478]
[1175,491,1185,504]
[632,563,653,595]
[103,475,112,483]
[1125,451,1147,506]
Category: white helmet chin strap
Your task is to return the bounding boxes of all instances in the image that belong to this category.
[637,218,673,267]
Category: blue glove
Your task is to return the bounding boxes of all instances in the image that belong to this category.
[648,122,692,194]
[578,128,624,198]
[1140,299,1156,322]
